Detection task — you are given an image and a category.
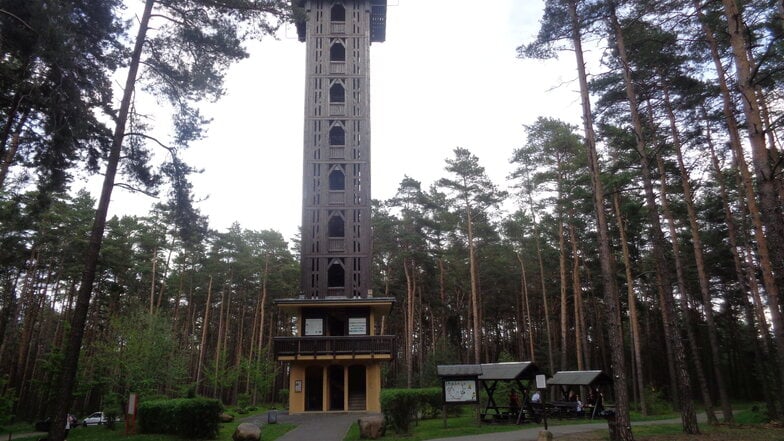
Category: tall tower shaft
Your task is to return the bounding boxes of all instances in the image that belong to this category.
[299,0,386,299]
[273,1,393,414]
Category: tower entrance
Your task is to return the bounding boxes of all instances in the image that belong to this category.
[328,365,345,410]
[305,366,324,411]
[348,365,367,410]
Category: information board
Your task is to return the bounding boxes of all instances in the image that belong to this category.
[304,318,323,336]
[348,317,367,335]
[443,379,478,403]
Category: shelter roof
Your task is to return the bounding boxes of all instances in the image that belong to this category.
[478,362,541,381]
[547,370,612,386]
[437,364,482,378]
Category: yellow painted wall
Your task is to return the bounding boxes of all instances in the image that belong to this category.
[366,363,382,412]
[288,364,306,413]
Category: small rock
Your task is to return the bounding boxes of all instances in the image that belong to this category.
[232,422,261,441]
[358,415,385,439]
[220,412,235,423]
[537,430,553,441]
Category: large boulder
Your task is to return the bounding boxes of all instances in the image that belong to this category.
[232,423,261,441]
[358,415,385,439]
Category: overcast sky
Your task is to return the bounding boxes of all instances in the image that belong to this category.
[94,0,589,242]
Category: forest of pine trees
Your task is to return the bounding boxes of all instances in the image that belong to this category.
[1,1,784,440]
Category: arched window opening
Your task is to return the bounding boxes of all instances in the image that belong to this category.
[330,83,345,103]
[329,169,345,190]
[330,42,346,62]
[328,261,345,288]
[330,4,346,22]
[328,215,345,237]
[329,126,345,145]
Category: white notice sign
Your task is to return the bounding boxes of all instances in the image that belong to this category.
[304,318,323,336]
[536,374,547,389]
[348,318,367,335]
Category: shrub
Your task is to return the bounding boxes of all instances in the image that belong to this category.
[278,388,289,408]
[138,397,222,439]
[0,376,14,430]
[381,388,442,434]
[644,388,673,416]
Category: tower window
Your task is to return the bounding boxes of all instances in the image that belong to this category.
[330,83,345,103]
[328,260,345,288]
[331,4,346,22]
[328,215,345,238]
[330,42,346,62]
[329,169,345,190]
[329,126,345,145]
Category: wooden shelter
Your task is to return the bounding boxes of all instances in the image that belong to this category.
[478,362,543,423]
[438,362,545,424]
[548,370,612,419]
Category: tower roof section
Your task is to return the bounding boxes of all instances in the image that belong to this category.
[294,0,387,43]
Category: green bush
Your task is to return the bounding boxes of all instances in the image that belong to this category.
[643,388,673,416]
[278,388,289,408]
[0,376,15,430]
[381,388,442,434]
[138,397,222,439]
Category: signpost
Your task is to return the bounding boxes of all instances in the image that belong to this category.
[125,393,137,435]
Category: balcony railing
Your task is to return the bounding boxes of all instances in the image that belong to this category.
[274,335,395,358]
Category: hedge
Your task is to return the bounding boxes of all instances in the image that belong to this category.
[138,397,222,439]
[380,388,441,434]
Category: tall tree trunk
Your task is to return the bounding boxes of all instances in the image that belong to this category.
[150,251,158,314]
[196,276,213,394]
[567,1,633,439]
[516,253,536,362]
[656,153,718,425]
[49,2,155,439]
[530,210,555,373]
[708,115,781,416]
[721,0,784,392]
[559,219,568,370]
[609,4,698,433]
[465,199,481,364]
[612,192,646,416]
[568,218,584,371]
[661,80,733,422]
[404,258,415,388]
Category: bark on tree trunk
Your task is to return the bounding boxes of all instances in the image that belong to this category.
[49,2,155,439]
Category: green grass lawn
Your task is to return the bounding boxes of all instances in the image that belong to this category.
[343,404,779,441]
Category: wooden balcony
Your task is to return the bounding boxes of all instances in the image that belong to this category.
[273,335,395,360]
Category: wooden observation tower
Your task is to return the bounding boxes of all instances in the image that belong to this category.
[273,0,395,413]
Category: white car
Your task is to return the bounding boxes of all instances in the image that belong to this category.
[82,412,112,426]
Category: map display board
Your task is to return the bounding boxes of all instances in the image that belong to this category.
[304,318,323,336]
[443,379,478,403]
